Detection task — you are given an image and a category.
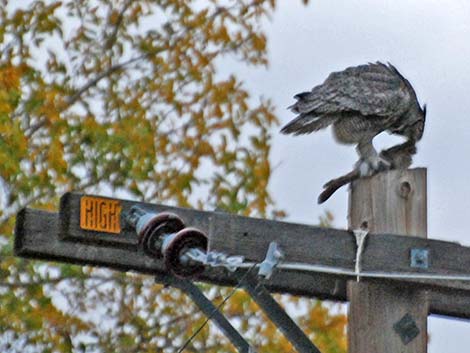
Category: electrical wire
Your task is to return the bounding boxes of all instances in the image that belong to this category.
[184,244,470,282]
[236,261,470,282]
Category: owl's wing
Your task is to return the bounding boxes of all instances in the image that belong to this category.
[291,62,413,118]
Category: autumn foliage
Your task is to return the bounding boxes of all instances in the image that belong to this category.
[0,1,346,352]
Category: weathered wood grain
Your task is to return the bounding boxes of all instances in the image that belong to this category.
[13,190,470,319]
[348,281,428,352]
[348,168,428,353]
[56,192,470,291]
[14,208,349,299]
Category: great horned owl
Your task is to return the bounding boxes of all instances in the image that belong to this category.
[281,62,426,202]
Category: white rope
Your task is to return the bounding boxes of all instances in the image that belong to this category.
[353,228,369,282]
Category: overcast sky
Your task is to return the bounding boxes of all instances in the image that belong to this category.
[230,0,470,351]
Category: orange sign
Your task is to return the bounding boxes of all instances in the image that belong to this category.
[80,196,122,234]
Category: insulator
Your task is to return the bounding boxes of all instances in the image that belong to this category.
[162,227,208,278]
[132,210,185,258]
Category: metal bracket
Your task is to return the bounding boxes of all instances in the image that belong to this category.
[258,242,284,279]
[155,273,256,353]
[410,248,429,269]
[239,272,322,353]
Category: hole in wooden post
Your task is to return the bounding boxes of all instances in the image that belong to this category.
[360,221,368,230]
[399,181,412,199]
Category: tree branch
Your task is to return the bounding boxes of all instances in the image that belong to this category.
[104,0,133,50]
[65,53,151,107]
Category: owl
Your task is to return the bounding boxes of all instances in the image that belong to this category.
[281,62,426,202]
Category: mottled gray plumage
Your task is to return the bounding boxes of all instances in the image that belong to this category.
[281,62,426,180]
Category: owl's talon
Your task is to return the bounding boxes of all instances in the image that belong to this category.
[375,155,392,171]
[355,155,392,177]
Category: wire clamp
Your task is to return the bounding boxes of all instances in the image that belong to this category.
[258,242,284,279]
[185,248,245,272]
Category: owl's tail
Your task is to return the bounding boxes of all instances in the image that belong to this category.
[280,114,337,135]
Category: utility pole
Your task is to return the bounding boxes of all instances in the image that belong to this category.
[14,171,470,352]
[348,168,428,352]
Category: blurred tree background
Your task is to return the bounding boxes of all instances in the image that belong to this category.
[0,0,346,352]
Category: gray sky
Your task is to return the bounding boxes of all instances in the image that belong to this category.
[233,0,470,351]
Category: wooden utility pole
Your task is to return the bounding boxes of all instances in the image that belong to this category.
[348,168,428,352]
[14,184,470,352]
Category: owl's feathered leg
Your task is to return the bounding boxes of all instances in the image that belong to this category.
[355,140,391,176]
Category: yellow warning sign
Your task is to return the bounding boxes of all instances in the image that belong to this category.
[80,196,122,234]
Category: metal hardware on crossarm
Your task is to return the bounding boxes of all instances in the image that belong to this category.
[184,247,245,272]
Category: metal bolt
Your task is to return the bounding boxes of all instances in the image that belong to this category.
[410,248,429,269]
